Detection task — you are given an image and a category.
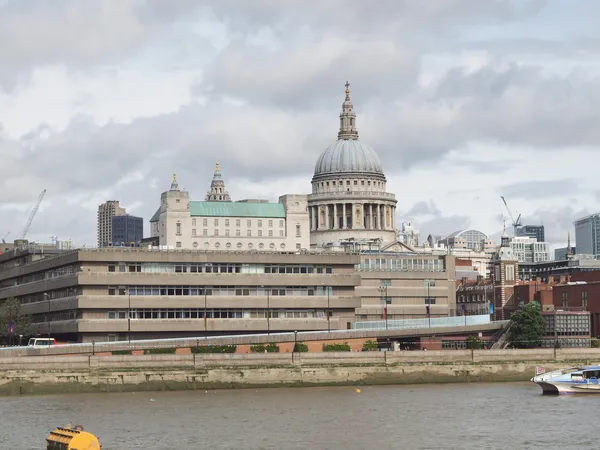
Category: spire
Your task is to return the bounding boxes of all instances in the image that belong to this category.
[567,232,573,259]
[206,162,231,202]
[500,219,510,247]
[170,172,179,191]
[337,81,359,140]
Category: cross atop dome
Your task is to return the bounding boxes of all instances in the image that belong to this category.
[338,81,359,140]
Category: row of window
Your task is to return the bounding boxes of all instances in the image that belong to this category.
[107,308,329,320]
[0,265,78,289]
[358,258,445,273]
[192,229,285,237]
[317,179,384,189]
[110,285,335,296]
[112,263,334,274]
[176,242,302,250]
[191,219,285,228]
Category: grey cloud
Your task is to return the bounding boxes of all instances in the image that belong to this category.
[404,201,441,217]
[525,205,590,244]
[417,215,472,241]
[500,179,580,200]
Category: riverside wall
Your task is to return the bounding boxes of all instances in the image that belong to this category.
[1,348,599,396]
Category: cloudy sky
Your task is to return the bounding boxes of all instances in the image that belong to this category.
[1,0,598,248]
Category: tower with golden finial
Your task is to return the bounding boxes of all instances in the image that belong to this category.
[206,161,231,202]
[337,81,359,140]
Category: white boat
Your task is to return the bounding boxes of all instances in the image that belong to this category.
[531,366,600,395]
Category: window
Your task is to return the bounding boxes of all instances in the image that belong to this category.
[280,230,284,237]
[176,242,182,248]
[296,224,301,237]
[296,243,301,249]
[176,199,180,203]
[118,263,126,273]
[279,220,284,227]
[108,286,116,295]
[268,220,273,227]
[118,311,127,319]
[354,180,357,185]
[236,229,240,236]
[193,242,198,248]
[225,219,230,227]
[176,222,181,235]
[247,220,251,227]
[225,229,230,237]
[268,230,273,237]
[108,311,117,319]
[247,230,251,236]
[192,229,196,236]
[203,219,207,226]
[108,264,116,272]
[108,334,117,342]
[258,230,262,237]
[582,291,588,310]
[562,292,568,309]
[236,219,240,227]
[192,219,196,226]
[214,229,219,236]
[258,220,263,227]
[203,229,207,236]
[214,218,218,226]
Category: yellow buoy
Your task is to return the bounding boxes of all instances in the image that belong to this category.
[46,424,101,450]
[355,388,361,393]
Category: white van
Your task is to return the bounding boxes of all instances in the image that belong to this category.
[27,337,57,347]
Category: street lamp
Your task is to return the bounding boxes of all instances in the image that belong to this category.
[378,284,389,330]
[128,292,131,343]
[327,286,331,332]
[43,293,50,340]
[293,330,298,352]
[204,288,208,338]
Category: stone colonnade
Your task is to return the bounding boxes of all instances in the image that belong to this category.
[309,203,395,231]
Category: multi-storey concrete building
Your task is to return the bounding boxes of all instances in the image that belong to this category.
[97,201,126,247]
[150,168,310,252]
[0,247,457,343]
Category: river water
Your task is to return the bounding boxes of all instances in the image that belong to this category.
[0,382,594,449]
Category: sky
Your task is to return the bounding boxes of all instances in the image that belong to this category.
[1,0,599,248]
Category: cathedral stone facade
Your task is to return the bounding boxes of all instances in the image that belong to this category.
[308,82,400,251]
[150,82,413,253]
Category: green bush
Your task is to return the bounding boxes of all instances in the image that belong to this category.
[250,343,280,353]
[111,350,132,355]
[466,335,483,350]
[362,340,378,352]
[294,342,308,352]
[144,347,177,355]
[592,338,600,348]
[322,342,351,352]
[191,345,237,354]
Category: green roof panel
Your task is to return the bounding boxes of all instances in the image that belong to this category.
[150,207,161,222]
[190,201,286,218]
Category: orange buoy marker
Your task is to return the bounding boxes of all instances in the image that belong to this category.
[355,388,361,393]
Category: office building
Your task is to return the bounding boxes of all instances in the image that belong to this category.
[574,213,600,258]
[517,225,545,243]
[111,215,144,247]
[97,201,126,247]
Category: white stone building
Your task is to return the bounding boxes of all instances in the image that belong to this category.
[509,236,551,263]
[307,82,408,252]
[150,166,310,252]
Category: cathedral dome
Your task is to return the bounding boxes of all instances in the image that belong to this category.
[312,81,384,180]
[314,139,383,177]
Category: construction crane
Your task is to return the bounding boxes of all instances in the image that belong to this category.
[1,232,9,244]
[21,189,46,239]
[500,196,522,237]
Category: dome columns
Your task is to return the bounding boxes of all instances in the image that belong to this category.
[309,201,396,232]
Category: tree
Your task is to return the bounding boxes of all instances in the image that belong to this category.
[508,302,545,349]
[0,297,34,345]
[466,335,483,349]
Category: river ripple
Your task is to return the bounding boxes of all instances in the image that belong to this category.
[0,383,595,450]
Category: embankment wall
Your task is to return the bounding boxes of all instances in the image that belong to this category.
[1,348,598,396]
